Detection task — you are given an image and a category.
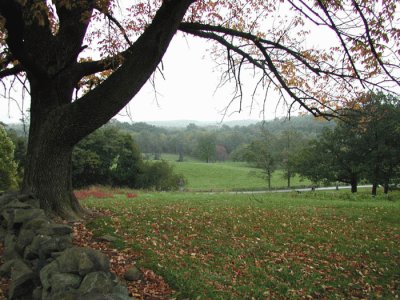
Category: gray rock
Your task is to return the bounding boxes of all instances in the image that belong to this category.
[17,228,36,251]
[40,247,110,285]
[40,261,60,291]
[24,234,72,260]
[36,223,72,236]
[13,208,46,225]
[32,287,42,300]
[4,233,20,260]
[43,289,80,300]
[78,271,115,295]
[97,234,119,242]
[8,259,35,300]
[124,266,142,281]
[3,200,33,210]
[50,273,82,292]
[24,234,52,259]
[41,234,73,256]
[0,258,26,277]
[22,216,51,231]
[76,248,110,276]
[0,226,6,239]
[77,292,131,300]
[0,193,19,208]
[111,284,131,298]
[2,208,45,230]
[0,259,15,277]
[78,251,95,276]
[16,194,40,208]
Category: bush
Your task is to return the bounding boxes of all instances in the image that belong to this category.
[72,127,185,191]
[72,127,143,188]
[137,160,186,191]
[0,125,18,191]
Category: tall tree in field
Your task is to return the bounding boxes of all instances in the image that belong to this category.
[294,125,365,192]
[353,93,400,195]
[276,128,308,188]
[244,130,277,190]
[197,132,216,163]
[0,1,399,218]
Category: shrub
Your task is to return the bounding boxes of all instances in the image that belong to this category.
[0,125,18,191]
[137,160,186,191]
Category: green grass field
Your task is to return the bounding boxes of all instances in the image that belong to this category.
[149,154,312,191]
[81,188,400,299]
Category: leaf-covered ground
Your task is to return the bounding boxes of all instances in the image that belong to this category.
[69,209,174,299]
[81,189,400,299]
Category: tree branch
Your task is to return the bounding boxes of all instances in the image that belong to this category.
[96,8,133,47]
[0,1,46,77]
[63,0,196,144]
[315,0,364,87]
[351,0,400,86]
[0,64,24,79]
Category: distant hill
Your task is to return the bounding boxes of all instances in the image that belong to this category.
[5,115,335,138]
[137,119,260,128]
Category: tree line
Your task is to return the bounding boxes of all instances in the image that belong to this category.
[111,115,331,163]
[0,115,328,192]
[2,93,399,195]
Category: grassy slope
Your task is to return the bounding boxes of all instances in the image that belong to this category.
[83,189,400,299]
[153,154,312,191]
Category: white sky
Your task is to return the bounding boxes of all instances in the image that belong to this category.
[122,34,291,123]
[0,34,291,125]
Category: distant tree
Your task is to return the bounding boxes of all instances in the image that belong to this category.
[0,125,18,191]
[5,129,27,183]
[216,145,228,162]
[196,132,217,163]
[244,131,277,189]
[352,93,400,195]
[294,124,365,192]
[229,144,249,162]
[276,129,308,188]
[294,93,400,194]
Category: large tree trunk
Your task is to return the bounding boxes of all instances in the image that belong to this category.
[350,177,358,193]
[383,183,389,194]
[22,139,83,219]
[371,183,378,197]
[21,78,84,219]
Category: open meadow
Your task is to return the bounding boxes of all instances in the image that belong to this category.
[79,188,400,299]
[151,154,312,191]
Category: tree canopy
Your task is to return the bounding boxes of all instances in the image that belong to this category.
[0,0,399,217]
[294,93,400,194]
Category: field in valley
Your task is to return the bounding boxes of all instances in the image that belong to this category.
[152,154,312,191]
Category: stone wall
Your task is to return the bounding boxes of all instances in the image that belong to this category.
[0,192,131,300]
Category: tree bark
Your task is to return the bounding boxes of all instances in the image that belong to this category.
[350,176,358,193]
[22,140,83,219]
[371,183,378,197]
[21,78,84,219]
[383,183,389,194]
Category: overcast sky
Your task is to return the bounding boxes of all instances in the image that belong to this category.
[0,33,292,125]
